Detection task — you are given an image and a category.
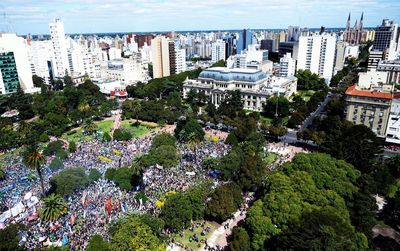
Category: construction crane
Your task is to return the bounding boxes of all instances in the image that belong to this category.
[0,5,14,33]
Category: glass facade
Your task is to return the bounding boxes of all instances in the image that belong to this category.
[0,52,19,94]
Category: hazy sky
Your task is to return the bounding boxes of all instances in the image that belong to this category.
[1,0,399,35]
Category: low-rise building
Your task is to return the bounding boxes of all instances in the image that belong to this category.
[344,84,394,137]
[182,67,297,112]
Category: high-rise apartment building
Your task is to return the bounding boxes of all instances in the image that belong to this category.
[279,53,296,77]
[0,33,34,93]
[0,51,19,94]
[28,40,54,84]
[297,34,337,83]
[49,19,70,77]
[151,36,171,78]
[211,39,226,63]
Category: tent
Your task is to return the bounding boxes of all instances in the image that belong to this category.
[11,202,25,217]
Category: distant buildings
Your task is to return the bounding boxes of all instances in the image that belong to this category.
[49,19,70,78]
[182,67,297,111]
[297,33,337,82]
[260,39,274,52]
[0,33,34,94]
[211,39,226,63]
[278,42,299,59]
[236,29,253,54]
[226,45,271,72]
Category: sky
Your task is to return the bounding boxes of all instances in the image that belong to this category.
[1,0,400,35]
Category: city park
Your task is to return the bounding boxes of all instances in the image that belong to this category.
[0,63,399,250]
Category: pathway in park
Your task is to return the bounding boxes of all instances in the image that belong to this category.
[204,209,247,250]
[110,113,121,135]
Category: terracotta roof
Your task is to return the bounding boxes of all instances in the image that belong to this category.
[345,85,394,99]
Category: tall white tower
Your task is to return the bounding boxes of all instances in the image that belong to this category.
[49,18,69,78]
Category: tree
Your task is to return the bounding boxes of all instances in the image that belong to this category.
[39,194,68,221]
[229,227,251,251]
[188,132,200,162]
[105,167,141,190]
[50,168,90,196]
[270,207,368,251]
[131,99,142,124]
[0,224,26,251]
[49,157,63,171]
[268,125,287,139]
[68,141,77,153]
[110,215,164,251]
[263,96,290,118]
[89,169,102,182]
[82,119,98,135]
[380,190,400,232]
[296,69,327,90]
[32,74,45,87]
[174,118,205,142]
[23,145,46,194]
[87,234,109,251]
[205,183,242,222]
[140,145,180,168]
[225,132,238,146]
[151,133,176,149]
[113,128,132,141]
[287,112,305,128]
[217,90,243,118]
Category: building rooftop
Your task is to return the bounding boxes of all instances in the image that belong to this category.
[345,85,400,99]
[199,67,267,82]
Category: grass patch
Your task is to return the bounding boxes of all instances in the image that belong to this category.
[297,90,316,102]
[264,152,278,165]
[120,120,151,137]
[62,119,114,142]
[171,221,219,250]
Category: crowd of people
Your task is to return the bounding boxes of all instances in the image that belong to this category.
[0,120,309,250]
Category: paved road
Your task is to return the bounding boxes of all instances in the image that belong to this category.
[279,92,334,145]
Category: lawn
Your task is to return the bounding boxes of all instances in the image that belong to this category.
[264,152,278,165]
[120,120,151,137]
[62,119,114,142]
[172,221,219,250]
[297,90,316,102]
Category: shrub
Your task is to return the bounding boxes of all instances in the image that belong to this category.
[113,128,132,141]
[102,132,112,142]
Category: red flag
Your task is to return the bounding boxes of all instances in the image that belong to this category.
[106,197,112,216]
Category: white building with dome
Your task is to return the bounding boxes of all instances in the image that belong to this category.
[182,67,297,112]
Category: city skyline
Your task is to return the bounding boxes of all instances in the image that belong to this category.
[1,0,400,35]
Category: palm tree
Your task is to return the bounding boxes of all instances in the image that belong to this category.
[188,132,200,162]
[131,100,142,124]
[82,119,98,135]
[39,194,68,221]
[24,145,46,194]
